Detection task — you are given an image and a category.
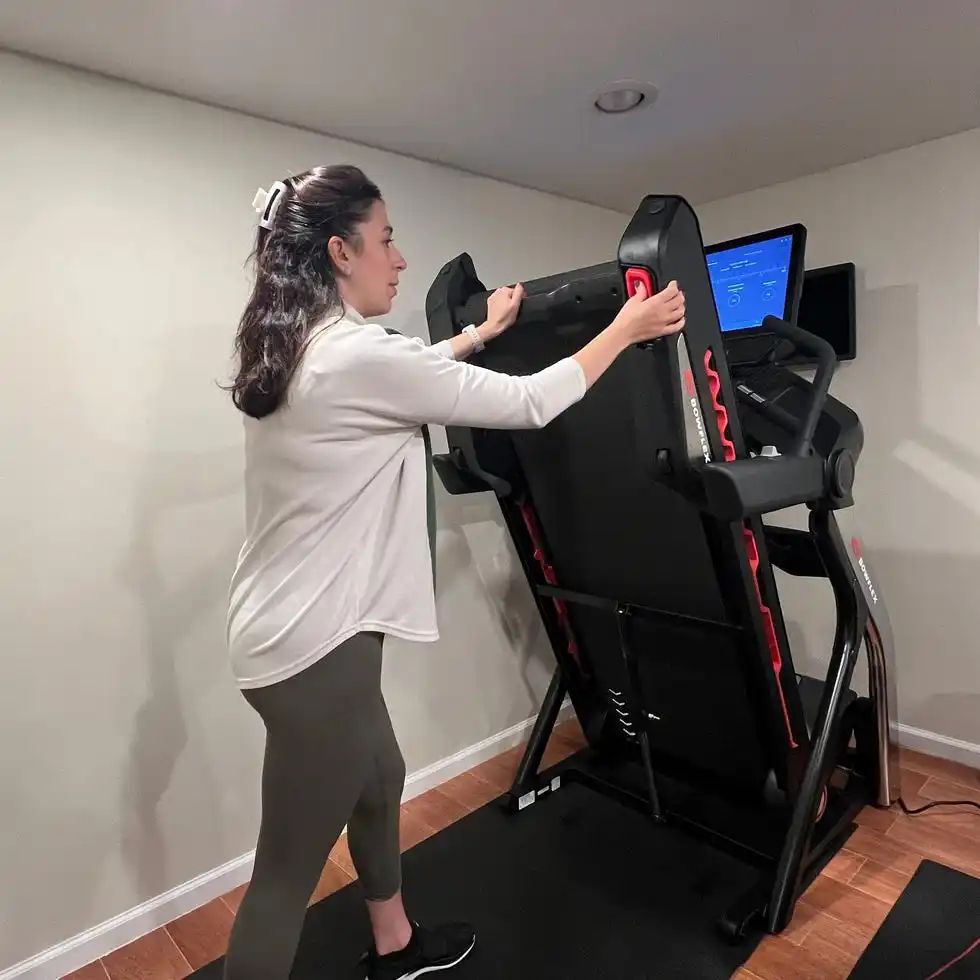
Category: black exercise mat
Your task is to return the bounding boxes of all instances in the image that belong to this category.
[848,860,980,979]
[194,781,761,979]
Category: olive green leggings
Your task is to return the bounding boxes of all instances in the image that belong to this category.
[224,631,406,980]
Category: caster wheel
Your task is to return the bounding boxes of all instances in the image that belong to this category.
[717,908,757,945]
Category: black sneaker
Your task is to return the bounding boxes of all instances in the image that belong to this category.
[362,921,476,980]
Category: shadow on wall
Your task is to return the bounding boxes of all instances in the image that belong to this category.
[777,276,980,747]
[0,331,245,970]
[871,545,980,744]
[782,545,980,744]
[116,328,243,901]
[381,483,556,773]
[441,484,552,698]
[854,275,980,746]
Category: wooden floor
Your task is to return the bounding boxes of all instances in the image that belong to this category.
[63,722,980,980]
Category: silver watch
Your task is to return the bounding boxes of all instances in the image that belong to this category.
[463,324,485,353]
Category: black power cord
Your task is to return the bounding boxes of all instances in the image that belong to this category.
[898,796,980,816]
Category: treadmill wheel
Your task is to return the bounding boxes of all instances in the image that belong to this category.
[717,908,757,944]
[717,890,765,945]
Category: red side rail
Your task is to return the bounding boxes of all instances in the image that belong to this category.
[703,349,798,749]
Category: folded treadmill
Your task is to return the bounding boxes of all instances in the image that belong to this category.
[424,195,900,940]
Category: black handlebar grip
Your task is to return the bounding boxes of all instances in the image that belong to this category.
[761,316,836,457]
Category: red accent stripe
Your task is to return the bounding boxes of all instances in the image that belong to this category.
[518,499,580,667]
[925,937,980,979]
[743,527,799,748]
[702,348,797,748]
[703,350,736,463]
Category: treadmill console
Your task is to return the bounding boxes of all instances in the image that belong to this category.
[732,365,863,464]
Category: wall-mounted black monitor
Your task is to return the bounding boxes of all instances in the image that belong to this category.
[779,262,856,366]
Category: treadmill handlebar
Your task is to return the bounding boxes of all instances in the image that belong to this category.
[701,455,826,521]
[761,316,836,456]
[453,261,623,331]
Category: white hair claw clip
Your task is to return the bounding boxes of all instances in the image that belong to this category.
[252,180,288,230]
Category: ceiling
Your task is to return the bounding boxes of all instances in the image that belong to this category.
[2,0,980,211]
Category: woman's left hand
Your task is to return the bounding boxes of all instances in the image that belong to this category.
[482,283,525,339]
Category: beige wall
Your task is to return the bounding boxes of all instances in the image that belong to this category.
[0,53,626,971]
[699,127,980,755]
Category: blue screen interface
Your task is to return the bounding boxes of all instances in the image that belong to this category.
[706,234,794,333]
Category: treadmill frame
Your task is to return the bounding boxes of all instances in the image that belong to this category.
[425,194,900,941]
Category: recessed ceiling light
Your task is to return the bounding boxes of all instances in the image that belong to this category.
[592,81,658,115]
[595,88,644,113]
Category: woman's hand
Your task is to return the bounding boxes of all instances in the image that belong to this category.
[481,283,525,340]
[571,280,686,389]
[613,280,686,344]
[447,283,526,360]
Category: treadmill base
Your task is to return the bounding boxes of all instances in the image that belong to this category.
[506,746,867,942]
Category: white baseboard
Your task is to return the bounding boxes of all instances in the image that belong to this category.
[896,722,980,771]
[0,851,255,980]
[2,701,574,980]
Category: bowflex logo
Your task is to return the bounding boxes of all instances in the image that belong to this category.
[851,538,878,604]
[683,370,712,463]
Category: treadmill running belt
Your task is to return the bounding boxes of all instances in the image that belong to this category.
[192,782,761,979]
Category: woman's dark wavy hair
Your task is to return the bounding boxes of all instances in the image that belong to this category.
[228,164,383,419]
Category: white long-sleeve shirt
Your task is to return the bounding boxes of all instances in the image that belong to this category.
[226,306,587,689]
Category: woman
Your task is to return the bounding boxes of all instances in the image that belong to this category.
[224,164,685,980]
